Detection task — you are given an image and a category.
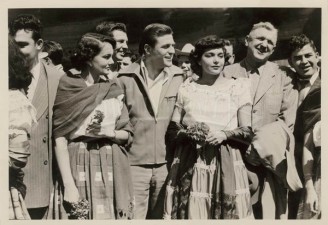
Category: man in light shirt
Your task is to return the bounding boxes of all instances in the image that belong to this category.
[287,34,321,219]
[117,23,184,219]
[9,14,64,219]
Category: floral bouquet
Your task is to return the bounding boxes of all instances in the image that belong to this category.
[66,199,90,220]
[86,110,104,132]
[186,122,210,147]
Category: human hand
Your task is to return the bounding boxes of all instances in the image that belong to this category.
[306,185,319,214]
[64,184,80,204]
[206,131,227,146]
[86,122,101,135]
[245,146,262,166]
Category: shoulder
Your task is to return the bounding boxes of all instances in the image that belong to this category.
[42,61,65,79]
[223,61,244,78]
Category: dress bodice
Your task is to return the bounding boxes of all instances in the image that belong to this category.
[175,77,251,132]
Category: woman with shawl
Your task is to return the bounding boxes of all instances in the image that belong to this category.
[53,33,133,219]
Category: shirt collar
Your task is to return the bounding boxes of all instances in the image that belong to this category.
[140,59,169,85]
[30,60,41,79]
[309,68,320,85]
[244,58,265,76]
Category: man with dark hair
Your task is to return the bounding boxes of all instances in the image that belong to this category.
[223,39,235,65]
[95,21,128,76]
[117,23,184,219]
[224,22,300,219]
[287,34,321,219]
[118,49,138,71]
[9,14,64,219]
[42,40,64,72]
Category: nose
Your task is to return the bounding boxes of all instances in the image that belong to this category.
[122,41,128,49]
[109,57,114,65]
[300,56,308,64]
[168,45,175,54]
[213,56,219,64]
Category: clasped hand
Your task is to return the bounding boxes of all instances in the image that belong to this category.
[206,130,227,146]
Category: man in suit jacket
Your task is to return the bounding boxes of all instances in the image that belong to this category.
[9,14,64,219]
[117,23,184,219]
[223,22,298,219]
[287,34,321,219]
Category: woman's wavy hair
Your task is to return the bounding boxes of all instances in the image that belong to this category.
[70,33,116,71]
[8,36,33,92]
[190,35,226,77]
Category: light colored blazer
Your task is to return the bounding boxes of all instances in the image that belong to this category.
[23,61,63,208]
[223,59,298,131]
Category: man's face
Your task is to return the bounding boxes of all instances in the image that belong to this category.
[148,34,175,70]
[119,56,133,71]
[290,44,319,78]
[112,30,128,61]
[14,29,43,66]
[224,45,235,65]
[178,55,192,77]
[246,27,277,63]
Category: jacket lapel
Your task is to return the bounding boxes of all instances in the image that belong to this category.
[32,63,49,121]
[254,63,275,105]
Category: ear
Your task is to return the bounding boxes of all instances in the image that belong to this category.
[87,60,93,68]
[245,35,249,47]
[36,39,44,51]
[144,44,152,55]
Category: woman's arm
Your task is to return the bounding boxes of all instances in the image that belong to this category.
[303,129,319,213]
[55,137,79,203]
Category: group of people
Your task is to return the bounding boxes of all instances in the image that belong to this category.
[8,13,321,220]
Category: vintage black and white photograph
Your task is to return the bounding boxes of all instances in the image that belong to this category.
[4,0,326,221]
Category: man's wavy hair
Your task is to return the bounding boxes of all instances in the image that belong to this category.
[190,35,226,77]
[70,33,116,71]
[95,21,127,37]
[9,14,42,41]
[9,36,33,92]
[288,34,317,56]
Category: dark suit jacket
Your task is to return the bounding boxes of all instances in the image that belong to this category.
[293,74,321,181]
[23,61,64,208]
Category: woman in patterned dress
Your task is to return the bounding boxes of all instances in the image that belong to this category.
[53,33,134,219]
[164,35,254,219]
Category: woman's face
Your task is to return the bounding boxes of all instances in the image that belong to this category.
[199,48,225,76]
[89,42,114,75]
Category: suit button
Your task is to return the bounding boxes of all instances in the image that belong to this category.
[43,137,47,143]
[43,160,48,165]
[252,109,257,113]
[46,115,49,119]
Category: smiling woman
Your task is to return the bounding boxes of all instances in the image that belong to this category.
[164,35,254,219]
[51,32,134,219]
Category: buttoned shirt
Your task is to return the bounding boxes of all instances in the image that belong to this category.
[27,61,41,100]
[140,60,168,115]
[244,59,265,101]
[297,69,320,106]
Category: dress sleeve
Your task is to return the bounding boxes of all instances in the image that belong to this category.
[175,85,185,109]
